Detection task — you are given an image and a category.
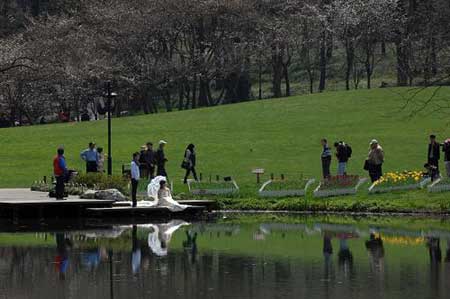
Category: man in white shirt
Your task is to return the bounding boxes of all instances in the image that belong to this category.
[131,152,140,207]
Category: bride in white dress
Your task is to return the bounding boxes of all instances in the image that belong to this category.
[147,176,188,212]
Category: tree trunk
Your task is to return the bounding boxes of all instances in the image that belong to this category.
[258,61,262,100]
[191,79,197,109]
[318,31,327,92]
[164,90,172,112]
[271,48,283,98]
[345,38,354,91]
[366,52,372,90]
[396,41,409,86]
[283,65,290,97]
[198,78,209,107]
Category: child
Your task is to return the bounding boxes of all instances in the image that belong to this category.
[131,152,140,207]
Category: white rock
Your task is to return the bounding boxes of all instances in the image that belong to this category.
[80,189,126,201]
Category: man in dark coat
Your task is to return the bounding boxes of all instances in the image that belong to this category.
[428,134,440,174]
[156,140,168,177]
[143,142,156,179]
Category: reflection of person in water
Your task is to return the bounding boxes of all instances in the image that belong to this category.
[323,233,333,263]
[55,233,72,281]
[132,225,141,274]
[323,233,333,280]
[365,233,385,272]
[338,237,353,276]
[148,220,190,256]
[427,237,442,264]
[445,240,450,263]
[183,230,198,264]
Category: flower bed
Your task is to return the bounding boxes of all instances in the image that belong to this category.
[188,180,239,195]
[259,179,315,198]
[313,175,367,198]
[428,178,450,193]
[369,171,431,194]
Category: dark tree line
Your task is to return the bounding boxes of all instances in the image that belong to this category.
[0,0,449,126]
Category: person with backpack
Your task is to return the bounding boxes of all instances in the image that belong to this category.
[321,139,332,179]
[334,141,352,176]
[182,144,198,184]
[365,139,384,182]
[443,138,450,178]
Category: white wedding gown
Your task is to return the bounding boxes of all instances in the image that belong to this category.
[126,176,188,211]
[146,176,188,212]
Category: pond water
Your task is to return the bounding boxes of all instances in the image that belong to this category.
[1,214,450,299]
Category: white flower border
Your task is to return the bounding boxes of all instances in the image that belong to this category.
[368,177,431,194]
[188,180,239,195]
[313,178,368,198]
[428,178,450,193]
[258,179,316,198]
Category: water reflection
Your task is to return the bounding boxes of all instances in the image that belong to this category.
[2,217,450,298]
[55,233,72,280]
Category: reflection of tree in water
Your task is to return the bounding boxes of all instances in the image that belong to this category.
[365,233,385,273]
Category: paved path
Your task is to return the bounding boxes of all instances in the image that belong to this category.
[0,188,79,201]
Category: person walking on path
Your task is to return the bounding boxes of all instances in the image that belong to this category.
[443,138,450,178]
[428,134,441,175]
[334,141,352,176]
[321,139,332,179]
[131,152,140,207]
[97,147,105,173]
[183,144,198,184]
[53,147,67,200]
[156,140,168,177]
[366,139,384,182]
[80,142,98,173]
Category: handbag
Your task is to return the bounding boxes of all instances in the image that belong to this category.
[363,159,370,171]
[181,160,189,169]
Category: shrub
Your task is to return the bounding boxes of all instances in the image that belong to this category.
[73,173,129,195]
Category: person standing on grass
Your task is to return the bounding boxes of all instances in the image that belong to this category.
[131,152,140,208]
[156,140,168,177]
[443,139,450,178]
[321,139,332,179]
[183,144,198,184]
[80,142,98,173]
[97,147,105,173]
[428,134,440,175]
[366,139,384,182]
[53,147,67,200]
[142,142,156,179]
[334,141,351,176]
[139,145,148,178]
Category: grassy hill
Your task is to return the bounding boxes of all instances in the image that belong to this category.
[0,87,448,199]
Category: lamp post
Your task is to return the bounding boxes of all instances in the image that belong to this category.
[106,81,117,176]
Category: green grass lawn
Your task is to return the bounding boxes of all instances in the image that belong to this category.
[0,87,449,210]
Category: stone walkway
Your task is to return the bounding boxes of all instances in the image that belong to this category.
[0,188,79,201]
